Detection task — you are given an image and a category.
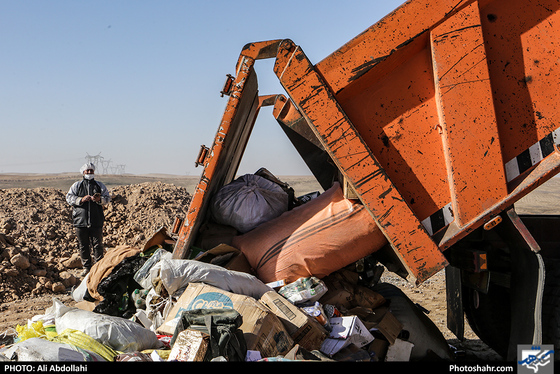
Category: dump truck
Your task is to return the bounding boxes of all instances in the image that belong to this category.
[172,0,560,360]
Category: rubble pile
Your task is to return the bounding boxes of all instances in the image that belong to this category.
[0,174,455,362]
[0,182,191,303]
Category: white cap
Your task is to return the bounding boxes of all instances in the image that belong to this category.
[80,162,96,174]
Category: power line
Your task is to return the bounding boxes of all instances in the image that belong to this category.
[85,153,125,175]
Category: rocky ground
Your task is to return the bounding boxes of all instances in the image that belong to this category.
[0,182,191,304]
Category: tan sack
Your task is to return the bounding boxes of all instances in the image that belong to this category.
[87,245,142,301]
[232,182,387,284]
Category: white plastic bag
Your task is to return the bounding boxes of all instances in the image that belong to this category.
[46,299,162,353]
[71,273,90,302]
[145,288,174,332]
[278,277,328,305]
[0,337,105,361]
[133,248,173,289]
[210,174,288,233]
[158,258,272,298]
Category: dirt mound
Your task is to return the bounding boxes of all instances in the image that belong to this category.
[0,182,191,303]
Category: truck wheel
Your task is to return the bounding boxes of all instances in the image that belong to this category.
[462,282,510,358]
[542,257,560,351]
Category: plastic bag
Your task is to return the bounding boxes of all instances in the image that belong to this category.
[158,258,271,299]
[46,298,162,353]
[210,174,288,233]
[133,248,173,290]
[51,329,118,362]
[232,182,387,284]
[0,337,105,361]
[15,321,46,342]
[72,273,90,302]
[278,277,328,305]
[170,309,246,362]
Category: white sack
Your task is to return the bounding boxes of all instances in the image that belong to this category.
[159,259,272,299]
[0,338,105,362]
[71,273,90,302]
[210,174,288,233]
[46,299,162,353]
[133,248,173,289]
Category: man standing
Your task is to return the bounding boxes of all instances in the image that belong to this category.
[66,162,111,276]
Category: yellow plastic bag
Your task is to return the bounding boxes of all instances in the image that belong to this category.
[44,325,57,339]
[50,329,119,362]
[15,320,46,342]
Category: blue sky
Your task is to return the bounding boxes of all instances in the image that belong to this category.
[0,0,405,176]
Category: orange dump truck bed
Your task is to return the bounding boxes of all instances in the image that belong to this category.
[176,0,560,282]
[307,0,560,281]
[173,0,560,358]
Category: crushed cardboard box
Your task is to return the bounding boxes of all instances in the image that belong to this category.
[259,291,328,351]
[168,329,209,362]
[347,305,403,344]
[320,315,374,356]
[158,282,294,358]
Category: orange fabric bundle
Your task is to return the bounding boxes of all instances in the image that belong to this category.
[232,182,387,284]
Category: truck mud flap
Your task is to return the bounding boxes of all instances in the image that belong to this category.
[496,208,544,360]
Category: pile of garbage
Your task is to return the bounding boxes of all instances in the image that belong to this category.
[0,172,455,362]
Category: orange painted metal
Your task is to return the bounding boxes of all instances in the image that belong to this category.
[174,0,560,284]
[173,41,289,259]
[273,40,448,283]
[311,0,560,254]
[431,2,508,226]
[173,53,260,259]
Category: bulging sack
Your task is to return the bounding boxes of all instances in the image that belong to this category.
[158,259,271,299]
[210,174,289,233]
[46,299,162,353]
[0,337,106,362]
[232,182,388,284]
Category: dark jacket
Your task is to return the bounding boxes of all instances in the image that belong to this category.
[66,178,111,228]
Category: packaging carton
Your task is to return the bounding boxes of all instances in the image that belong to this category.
[386,338,415,361]
[158,283,293,358]
[168,329,209,361]
[346,305,402,344]
[320,316,374,356]
[259,291,328,351]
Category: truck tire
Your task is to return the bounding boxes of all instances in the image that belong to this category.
[462,282,511,358]
[542,257,560,352]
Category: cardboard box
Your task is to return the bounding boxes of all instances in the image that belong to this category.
[346,305,402,345]
[259,291,328,351]
[372,309,402,345]
[320,316,374,356]
[385,338,414,361]
[319,276,355,309]
[168,329,209,362]
[158,283,294,358]
[367,338,389,361]
[329,316,374,347]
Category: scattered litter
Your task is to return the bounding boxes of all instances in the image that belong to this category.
[0,176,456,363]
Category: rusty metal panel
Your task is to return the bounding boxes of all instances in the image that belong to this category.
[173,61,260,259]
[274,40,449,284]
[315,0,474,94]
[431,1,507,227]
[312,0,560,248]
